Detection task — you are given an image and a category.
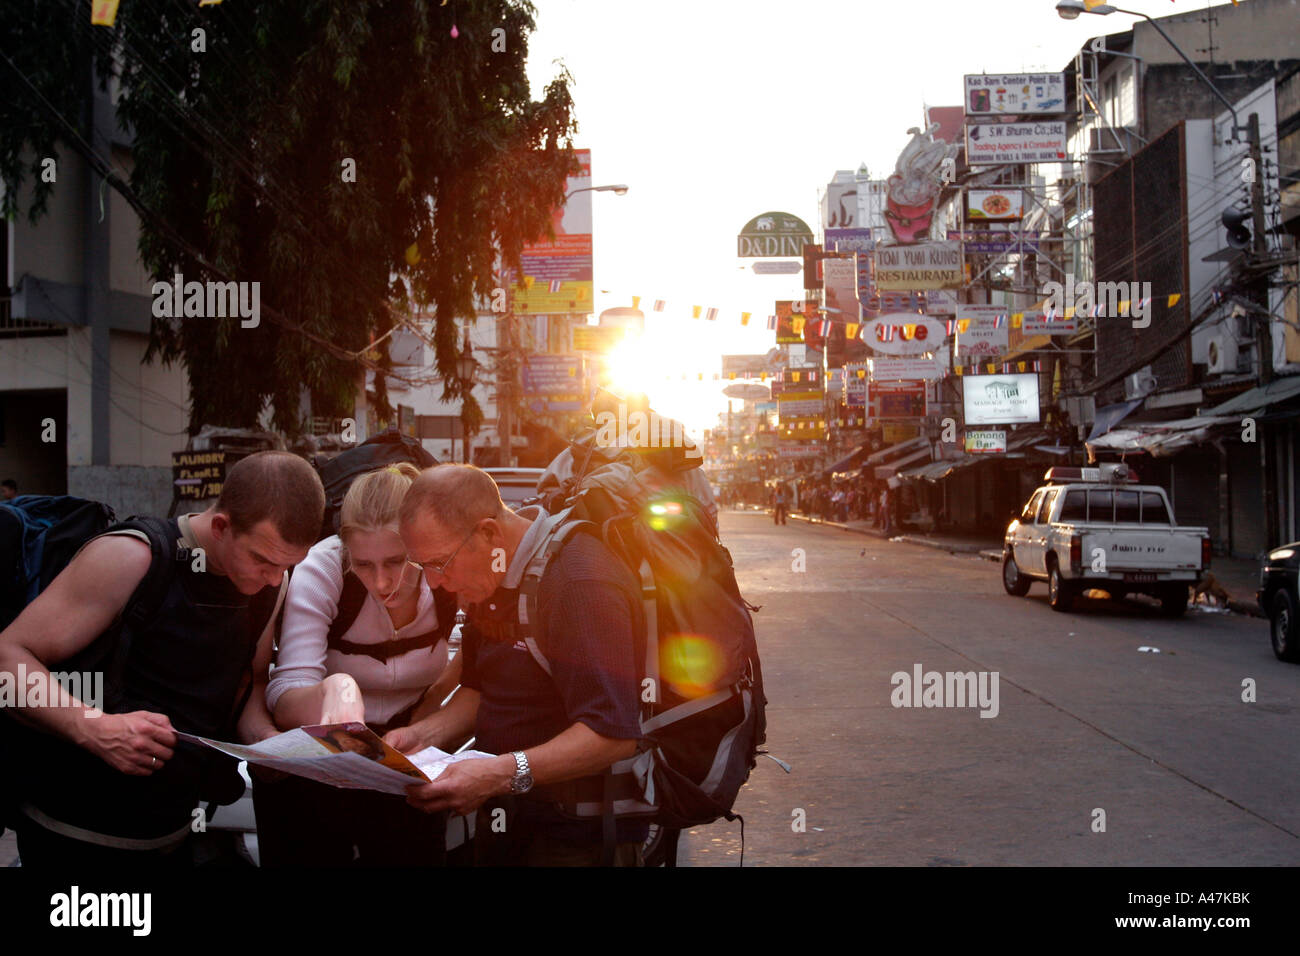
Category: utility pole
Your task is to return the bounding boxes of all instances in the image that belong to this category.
[498,274,517,468]
[1246,111,1279,547]
[1248,112,1273,386]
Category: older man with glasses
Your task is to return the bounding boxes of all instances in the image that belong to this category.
[390,463,646,866]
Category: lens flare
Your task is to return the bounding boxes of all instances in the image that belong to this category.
[660,633,727,699]
[646,497,685,531]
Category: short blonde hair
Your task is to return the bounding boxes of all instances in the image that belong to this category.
[339,462,422,543]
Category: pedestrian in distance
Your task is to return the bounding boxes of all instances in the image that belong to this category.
[774,484,788,525]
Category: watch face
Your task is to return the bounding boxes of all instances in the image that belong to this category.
[512,773,534,794]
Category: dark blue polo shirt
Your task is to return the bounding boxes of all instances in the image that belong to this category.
[461,529,647,842]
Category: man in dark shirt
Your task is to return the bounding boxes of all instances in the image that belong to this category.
[393,464,645,866]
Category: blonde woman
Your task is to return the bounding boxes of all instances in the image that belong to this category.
[253,463,461,866]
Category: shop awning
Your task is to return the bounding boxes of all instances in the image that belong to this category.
[825,443,869,477]
[863,436,930,468]
[1085,415,1240,457]
[1202,374,1300,417]
[899,456,978,482]
[1087,398,1144,441]
[874,446,931,479]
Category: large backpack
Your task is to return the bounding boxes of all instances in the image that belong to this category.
[0,495,118,632]
[519,434,767,840]
[315,428,437,540]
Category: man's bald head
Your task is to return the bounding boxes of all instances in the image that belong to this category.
[399,464,505,537]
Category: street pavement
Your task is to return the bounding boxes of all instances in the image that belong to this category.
[676,508,1298,866]
[4,507,1290,869]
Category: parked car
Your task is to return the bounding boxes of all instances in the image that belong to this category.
[1002,463,1210,615]
[1258,543,1300,662]
[483,467,546,510]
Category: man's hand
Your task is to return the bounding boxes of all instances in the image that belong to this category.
[85,711,176,775]
[319,673,365,725]
[382,717,434,755]
[405,754,515,816]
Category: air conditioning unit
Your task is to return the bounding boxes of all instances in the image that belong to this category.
[1124,367,1158,400]
[1206,335,1240,375]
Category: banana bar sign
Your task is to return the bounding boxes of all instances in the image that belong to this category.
[873,241,963,290]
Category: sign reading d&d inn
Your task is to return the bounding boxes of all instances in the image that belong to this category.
[737,212,814,258]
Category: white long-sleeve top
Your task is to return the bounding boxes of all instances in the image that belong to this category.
[266,535,450,728]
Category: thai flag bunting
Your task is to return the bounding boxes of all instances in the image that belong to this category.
[993,312,1006,329]
[946,319,956,336]
[548,279,563,293]
[767,315,777,330]
[706,307,718,321]
[1032,359,1042,372]
[653,300,665,312]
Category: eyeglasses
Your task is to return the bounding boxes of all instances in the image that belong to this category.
[420,521,484,579]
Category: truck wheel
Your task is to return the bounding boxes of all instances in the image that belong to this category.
[1271,590,1300,662]
[1159,584,1188,618]
[1002,551,1031,596]
[1048,563,1075,612]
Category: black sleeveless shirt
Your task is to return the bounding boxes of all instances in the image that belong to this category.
[15,516,272,840]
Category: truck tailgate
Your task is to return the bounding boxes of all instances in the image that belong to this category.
[1081,529,1204,571]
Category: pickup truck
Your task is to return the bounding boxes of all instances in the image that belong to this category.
[1002,463,1210,615]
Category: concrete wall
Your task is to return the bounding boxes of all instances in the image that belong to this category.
[1132,0,1300,69]
[67,465,174,518]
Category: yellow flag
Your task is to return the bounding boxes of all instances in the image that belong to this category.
[845,322,859,339]
[1011,314,1022,329]
[955,366,964,377]
[632,296,641,309]
[792,317,806,334]
[1167,293,1181,307]
[958,319,971,333]
[741,312,752,326]
[404,242,421,266]
[692,306,702,319]
[91,0,121,25]
[986,363,996,374]
[791,372,801,383]
[1017,361,1026,372]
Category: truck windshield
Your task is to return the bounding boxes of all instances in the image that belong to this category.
[1088,489,1113,522]
[1059,490,1087,521]
[1114,490,1140,523]
[1141,491,1171,524]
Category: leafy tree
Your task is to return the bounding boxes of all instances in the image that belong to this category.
[1,0,577,435]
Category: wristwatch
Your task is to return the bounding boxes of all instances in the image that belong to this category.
[509,751,534,794]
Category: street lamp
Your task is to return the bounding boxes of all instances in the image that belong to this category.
[566,183,629,200]
[456,327,478,463]
[1054,0,1248,139]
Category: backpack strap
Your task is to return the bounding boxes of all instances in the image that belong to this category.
[326,571,368,646]
[516,515,597,676]
[326,575,459,664]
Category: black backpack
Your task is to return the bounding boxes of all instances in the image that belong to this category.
[315,429,437,540]
[0,495,118,632]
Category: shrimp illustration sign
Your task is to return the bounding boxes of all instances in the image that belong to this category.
[883,124,960,246]
[869,124,965,292]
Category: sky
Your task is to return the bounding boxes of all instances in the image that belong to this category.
[522,0,1232,437]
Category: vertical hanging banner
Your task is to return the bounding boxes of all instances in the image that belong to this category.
[514,149,593,313]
